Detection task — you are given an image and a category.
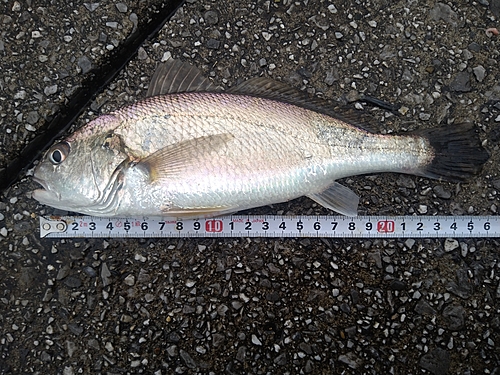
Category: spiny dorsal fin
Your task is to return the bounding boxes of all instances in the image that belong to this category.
[147,58,217,97]
[148,59,383,133]
[229,77,379,133]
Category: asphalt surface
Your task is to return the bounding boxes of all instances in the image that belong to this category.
[1,0,499,374]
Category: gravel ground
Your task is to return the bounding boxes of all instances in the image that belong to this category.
[1,0,500,374]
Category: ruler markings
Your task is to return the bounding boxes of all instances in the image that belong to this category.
[40,215,499,238]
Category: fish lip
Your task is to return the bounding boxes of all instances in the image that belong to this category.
[32,177,61,202]
[32,176,48,191]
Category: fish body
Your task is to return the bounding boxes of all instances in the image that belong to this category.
[32,59,488,217]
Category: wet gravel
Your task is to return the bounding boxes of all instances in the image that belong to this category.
[1,0,500,374]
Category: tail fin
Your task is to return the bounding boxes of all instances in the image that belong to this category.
[414,122,489,182]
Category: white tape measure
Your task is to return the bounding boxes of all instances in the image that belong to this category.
[40,215,499,238]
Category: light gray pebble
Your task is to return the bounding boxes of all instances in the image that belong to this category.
[123,274,135,286]
[77,56,92,74]
[405,238,415,249]
[472,65,486,82]
[44,84,58,95]
[137,47,148,60]
[418,205,428,214]
[444,238,459,252]
[396,175,416,189]
[115,2,127,12]
[101,263,112,286]
[204,10,219,25]
[419,112,431,121]
[167,345,177,357]
[66,341,76,358]
[83,3,99,12]
[14,90,26,100]
[251,334,262,345]
[26,111,39,125]
[56,265,70,280]
[433,185,451,199]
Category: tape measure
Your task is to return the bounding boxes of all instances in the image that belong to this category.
[40,215,499,238]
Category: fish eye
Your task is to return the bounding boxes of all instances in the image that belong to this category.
[48,142,71,165]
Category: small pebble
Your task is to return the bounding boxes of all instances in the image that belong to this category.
[444,238,459,252]
[123,274,135,286]
[251,334,262,345]
[115,3,128,12]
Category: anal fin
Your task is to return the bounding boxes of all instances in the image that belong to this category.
[307,182,359,216]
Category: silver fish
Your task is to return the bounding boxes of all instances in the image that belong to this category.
[32,58,488,217]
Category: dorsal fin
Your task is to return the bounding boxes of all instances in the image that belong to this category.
[147,58,217,97]
[229,77,379,133]
[147,59,383,133]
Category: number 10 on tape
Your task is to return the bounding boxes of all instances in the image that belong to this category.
[40,215,499,238]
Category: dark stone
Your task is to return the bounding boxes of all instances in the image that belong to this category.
[433,185,452,199]
[442,304,466,330]
[274,353,287,366]
[179,349,197,369]
[490,0,500,17]
[204,10,219,25]
[340,303,351,313]
[390,280,407,291]
[449,72,471,92]
[64,276,82,288]
[446,268,474,298]
[419,348,450,375]
[206,39,220,49]
[414,299,437,315]
[77,56,92,74]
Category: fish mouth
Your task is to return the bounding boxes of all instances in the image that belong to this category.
[32,176,48,191]
[32,177,60,203]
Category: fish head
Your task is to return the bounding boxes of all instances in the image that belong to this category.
[32,131,129,214]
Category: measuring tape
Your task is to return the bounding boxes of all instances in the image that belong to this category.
[40,215,499,238]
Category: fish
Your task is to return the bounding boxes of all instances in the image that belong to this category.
[32,58,489,217]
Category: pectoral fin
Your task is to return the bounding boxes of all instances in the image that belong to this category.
[307,182,359,216]
[137,133,234,182]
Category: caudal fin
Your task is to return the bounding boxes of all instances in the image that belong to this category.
[414,122,489,182]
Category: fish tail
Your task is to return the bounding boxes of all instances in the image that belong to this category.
[414,122,489,182]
